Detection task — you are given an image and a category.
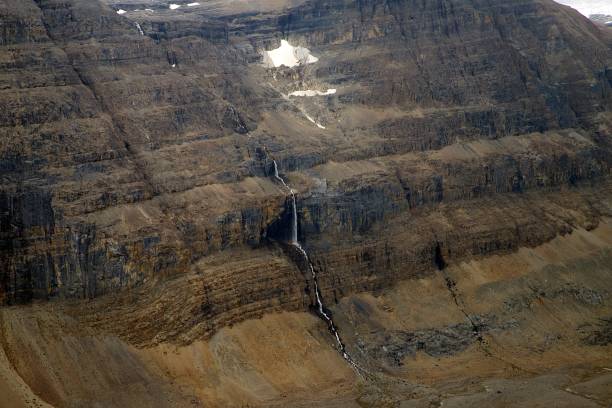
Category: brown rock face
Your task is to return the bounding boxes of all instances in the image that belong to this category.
[0,0,272,305]
[0,0,611,404]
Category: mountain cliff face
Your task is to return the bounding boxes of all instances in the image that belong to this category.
[1,0,611,406]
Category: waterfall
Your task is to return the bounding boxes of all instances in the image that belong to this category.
[290,195,298,244]
[135,22,144,35]
[271,160,360,371]
[273,160,298,243]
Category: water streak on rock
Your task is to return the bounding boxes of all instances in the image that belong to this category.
[272,160,360,371]
[135,22,144,35]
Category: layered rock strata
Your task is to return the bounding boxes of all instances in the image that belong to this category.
[0,0,610,351]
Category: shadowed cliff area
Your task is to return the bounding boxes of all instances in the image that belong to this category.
[0,0,611,406]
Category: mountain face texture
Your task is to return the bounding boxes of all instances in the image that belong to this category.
[0,0,611,406]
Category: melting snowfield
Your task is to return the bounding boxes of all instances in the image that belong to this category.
[304,113,326,129]
[553,0,612,17]
[264,41,332,128]
[289,89,336,97]
[263,40,319,68]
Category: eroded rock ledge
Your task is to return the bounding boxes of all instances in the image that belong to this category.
[1,0,611,346]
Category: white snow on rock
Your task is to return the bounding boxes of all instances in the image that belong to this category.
[263,40,319,68]
[304,113,326,129]
[169,4,181,10]
[553,0,612,17]
[187,2,200,6]
[116,9,127,14]
[289,89,336,97]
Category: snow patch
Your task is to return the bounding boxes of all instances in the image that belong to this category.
[145,9,154,12]
[271,82,327,130]
[169,4,181,10]
[116,9,127,14]
[263,40,319,68]
[553,0,612,17]
[289,89,336,97]
[187,2,200,6]
[303,113,326,129]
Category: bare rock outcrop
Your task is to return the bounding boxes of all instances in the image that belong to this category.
[0,0,611,346]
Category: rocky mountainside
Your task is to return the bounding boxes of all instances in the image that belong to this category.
[0,0,611,406]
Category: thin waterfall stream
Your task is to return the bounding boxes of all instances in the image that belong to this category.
[272,161,361,372]
[135,22,144,35]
